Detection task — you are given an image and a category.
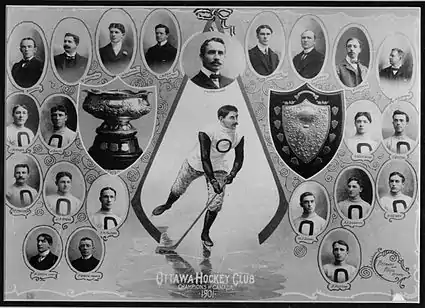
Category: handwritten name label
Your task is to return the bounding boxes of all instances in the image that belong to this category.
[204,88,226,94]
[295,234,319,244]
[30,271,58,281]
[390,154,408,160]
[121,65,142,78]
[99,229,119,240]
[341,219,365,228]
[53,216,74,225]
[352,82,370,94]
[158,71,179,80]
[351,153,374,161]
[75,272,103,281]
[48,148,64,155]
[328,282,351,291]
[83,72,102,83]
[9,208,31,217]
[27,84,43,93]
[8,147,27,153]
[384,212,405,221]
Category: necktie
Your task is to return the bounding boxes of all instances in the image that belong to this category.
[66,55,75,61]
[210,73,220,80]
[22,59,30,67]
[301,53,308,61]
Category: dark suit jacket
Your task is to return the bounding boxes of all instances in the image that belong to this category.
[145,41,177,73]
[29,252,58,271]
[71,256,100,272]
[54,52,88,82]
[11,57,44,88]
[293,48,325,79]
[379,65,411,82]
[191,71,234,89]
[248,46,279,76]
[99,43,132,73]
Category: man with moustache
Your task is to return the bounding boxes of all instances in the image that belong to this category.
[46,171,81,216]
[191,37,234,89]
[248,24,279,76]
[292,29,325,79]
[44,105,76,149]
[323,240,357,283]
[29,233,59,271]
[379,172,413,213]
[145,24,177,73]
[337,177,371,220]
[346,112,379,154]
[54,32,88,82]
[293,192,326,236]
[71,237,100,272]
[379,48,411,82]
[92,187,122,230]
[152,105,244,247]
[336,37,368,87]
[6,163,38,208]
[383,110,415,154]
[6,104,35,148]
[11,37,44,88]
[99,23,132,73]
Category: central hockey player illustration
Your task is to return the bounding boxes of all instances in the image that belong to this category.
[152,105,245,248]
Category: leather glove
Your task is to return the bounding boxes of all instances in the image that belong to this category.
[210,179,222,194]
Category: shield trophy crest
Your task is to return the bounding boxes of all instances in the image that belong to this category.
[269,83,345,179]
[77,77,156,174]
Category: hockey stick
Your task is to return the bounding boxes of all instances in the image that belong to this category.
[155,184,225,254]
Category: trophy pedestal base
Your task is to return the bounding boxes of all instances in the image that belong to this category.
[89,133,142,170]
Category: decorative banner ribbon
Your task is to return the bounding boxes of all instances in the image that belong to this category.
[193,8,236,36]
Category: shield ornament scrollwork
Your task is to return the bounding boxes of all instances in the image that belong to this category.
[269,83,345,179]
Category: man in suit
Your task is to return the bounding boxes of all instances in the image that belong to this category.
[11,37,44,88]
[6,163,38,208]
[248,25,279,76]
[6,104,35,148]
[191,37,234,89]
[336,37,368,87]
[292,30,325,79]
[54,32,88,83]
[145,24,177,73]
[29,233,59,271]
[92,187,122,230]
[379,48,411,82]
[323,240,357,283]
[99,23,132,73]
[293,192,326,236]
[44,105,77,149]
[71,237,100,272]
[46,171,81,216]
[383,110,415,154]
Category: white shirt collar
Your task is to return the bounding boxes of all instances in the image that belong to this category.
[82,254,93,260]
[201,66,220,78]
[24,56,34,62]
[112,41,123,55]
[303,47,314,54]
[65,51,77,57]
[346,55,359,70]
[257,44,268,54]
[39,250,50,258]
[158,40,168,46]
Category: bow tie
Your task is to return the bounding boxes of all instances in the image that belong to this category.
[210,74,220,80]
[392,67,399,71]
[66,55,76,61]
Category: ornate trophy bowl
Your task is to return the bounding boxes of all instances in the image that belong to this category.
[82,89,152,170]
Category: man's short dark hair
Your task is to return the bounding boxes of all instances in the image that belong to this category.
[55,171,72,184]
[392,110,409,122]
[217,105,238,119]
[38,233,53,245]
[354,111,372,123]
[14,163,30,173]
[109,23,125,34]
[332,240,349,251]
[100,186,117,198]
[200,37,225,57]
[347,176,363,189]
[12,104,29,115]
[79,237,94,246]
[391,48,404,58]
[20,37,37,48]
[50,105,68,115]
[64,32,80,45]
[256,25,273,35]
[389,171,405,183]
[155,24,169,34]
[346,37,362,49]
[299,191,315,203]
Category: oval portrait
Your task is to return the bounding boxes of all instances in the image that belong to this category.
[318,228,361,284]
[246,11,284,77]
[334,24,372,89]
[40,94,78,150]
[51,17,92,84]
[43,161,85,217]
[289,181,329,236]
[381,101,418,155]
[377,33,415,98]
[96,8,136,75]
[6,93,39,149]
[376,159,417,214]
[87,174,129,231]
[66,227,104,273]
[7,21,48,89]
[182,31,245,90]
[141,9,180,75]
[289,14,327,80]
[345,100,381,155]
[23,225,62,272]
[6,153,42,209]
[334,166,374,221]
